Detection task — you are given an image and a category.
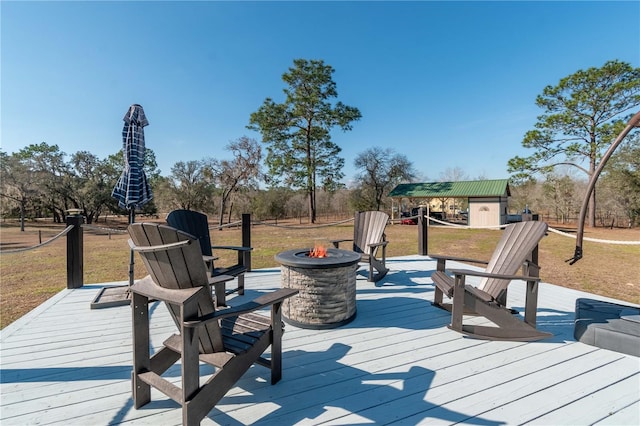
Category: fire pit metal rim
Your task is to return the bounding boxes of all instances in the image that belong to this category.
[275,248,361,269]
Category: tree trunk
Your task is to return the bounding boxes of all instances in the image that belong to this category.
[227,201,234,224]
[218,198,226,227]
[20,199,25,232]
[308,188,316,223]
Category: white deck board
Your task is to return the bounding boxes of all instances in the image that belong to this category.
[1,255,638,425]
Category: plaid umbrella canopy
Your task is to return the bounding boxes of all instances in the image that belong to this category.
[112,104,153,211]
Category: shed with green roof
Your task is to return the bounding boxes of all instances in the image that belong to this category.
[388,179,511,227]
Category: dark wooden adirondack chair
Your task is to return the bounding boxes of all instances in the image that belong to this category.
[128,223,297,426]
[332,210,389,282]
[167,209,252,306]
[431,220,552,341]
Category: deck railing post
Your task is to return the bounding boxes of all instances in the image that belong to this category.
[418,207,428,255]
[66,213,84,289]
[242,213,251,271]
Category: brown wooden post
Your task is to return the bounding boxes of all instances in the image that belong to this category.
[418,207,428,255]
[242,213,251,271]
[66,213,84,289]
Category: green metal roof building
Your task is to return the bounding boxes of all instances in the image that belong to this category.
[389,179,511,227]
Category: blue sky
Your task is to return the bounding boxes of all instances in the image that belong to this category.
[2,1,639,186]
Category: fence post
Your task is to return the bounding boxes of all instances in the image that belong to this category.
[418,207,428,255]
[66,213,84,289]
[242,213,252,271]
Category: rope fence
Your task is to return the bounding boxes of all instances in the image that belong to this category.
[1,210,636,295]
[253,217,354,229]
[0,225,75,254]
[0,223,130,255]
[546,226,640,245]
[210,220,243,230]
[392,213,640,244]
[2,214,637,256]
[1,210,637,295]
[391,214,507,229]
[82,224,128,234]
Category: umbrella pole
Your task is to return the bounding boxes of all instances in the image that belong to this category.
[129,208,135,287]
[567,111,640,264]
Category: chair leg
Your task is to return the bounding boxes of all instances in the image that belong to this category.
[461,290,552,341]
[181,301,202,425]
[238,273,245,296]
[131,292,151,408]
[188,335,273,423]
[450,273,466,332]
[214,282,226,307]
[524,280,540,327]
[432,258,446,308]
[433,286,444,307]
[271,302,284,384]
[181,304,201,402]
[367,251,389,282]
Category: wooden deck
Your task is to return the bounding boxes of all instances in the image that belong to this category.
[2,255,639,425]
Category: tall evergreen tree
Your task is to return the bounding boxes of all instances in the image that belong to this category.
[508,60,640,227]
[249,59,361,223]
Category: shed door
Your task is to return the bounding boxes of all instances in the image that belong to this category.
[477,206,491,227]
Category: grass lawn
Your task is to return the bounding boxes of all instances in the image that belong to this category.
[1,217,638,329]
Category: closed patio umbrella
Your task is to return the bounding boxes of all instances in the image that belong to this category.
[112,104,153,287]
[92,104,153,308]
[112,104,153,216]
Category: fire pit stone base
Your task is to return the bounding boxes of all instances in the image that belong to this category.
[276,248,360,329]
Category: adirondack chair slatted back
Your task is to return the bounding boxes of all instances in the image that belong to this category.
[128,223,223,353]
[166,209,213,257]
[353,211,389,255]
[478,221,548,300]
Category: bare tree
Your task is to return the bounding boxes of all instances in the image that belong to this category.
[285,192,306,223]
[209,137,262,226]
[439,166,469,182]
[436,167,470,218]
[168,160,215,212]
[353,147,415,210]
[541,173,579,223]
[0,151,38,230]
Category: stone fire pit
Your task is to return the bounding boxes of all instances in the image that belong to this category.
[275,248,361,329]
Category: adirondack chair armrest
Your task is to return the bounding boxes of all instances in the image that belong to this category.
[209,274,234,285]
[448,268,542,282]
[128,238,193,253]
[368,240,388,249]
[131,275,204,305]
[210,245,253,252]
[430,254,489,266]
[523,260,541,275]
[330,238,353,248]
[184,288,299,327]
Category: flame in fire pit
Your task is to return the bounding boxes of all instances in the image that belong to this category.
[309,242,327,258]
